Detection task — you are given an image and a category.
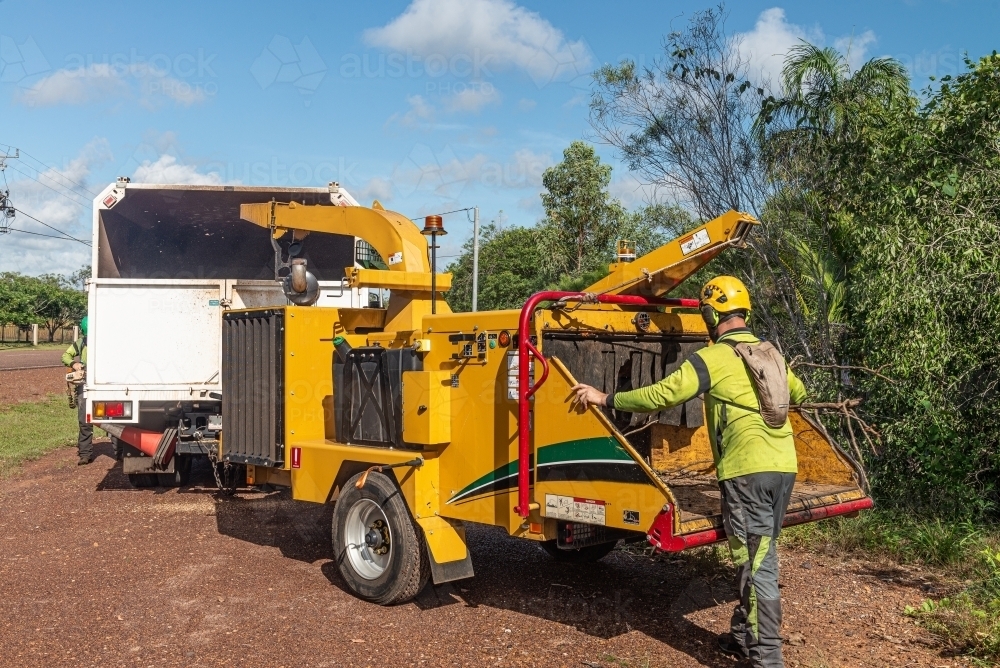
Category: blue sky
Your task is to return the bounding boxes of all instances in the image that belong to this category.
[1,0,996,275]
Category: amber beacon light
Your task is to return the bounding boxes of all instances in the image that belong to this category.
[421,215,447,314]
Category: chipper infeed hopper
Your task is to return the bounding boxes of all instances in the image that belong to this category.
[219,202,872,604]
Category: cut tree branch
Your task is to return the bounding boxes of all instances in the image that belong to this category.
[791,360,896,384]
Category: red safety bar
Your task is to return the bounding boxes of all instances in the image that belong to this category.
[646,496,875,552]
[514,291,700,517]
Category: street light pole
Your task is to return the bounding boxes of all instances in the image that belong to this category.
[472,206,480,312]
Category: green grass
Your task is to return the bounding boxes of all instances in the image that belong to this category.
[783,510,1000,662]
[0,395,87,475]
[0,341,70,351]
[782,511,988,570]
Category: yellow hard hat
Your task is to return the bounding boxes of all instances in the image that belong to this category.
[700,276,751,327]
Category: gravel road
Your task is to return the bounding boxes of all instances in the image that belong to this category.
[0,348,66,370]
[0,367,67,404]
[0,443,963,668]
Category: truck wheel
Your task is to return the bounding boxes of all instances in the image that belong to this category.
[540,540,618,563]
[111,436,124,461]
[331,471,429,605]
[127,473,157,488]
[155,455,191,487]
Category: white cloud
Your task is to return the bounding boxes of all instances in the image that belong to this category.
[518,98,536,111]
[736,8,876,88]
[15,64,129,106]
[387,94,436,130]
[388,144,551,202]
[609,173,658,209]
[834,30,877,72]
[391,144,489,200]
[15,62,208,108]
[2,139,113,275]
[130,155,227,185]
[737,8,817,86]
[445,85,501,112]
[364,0,592,87]
[505,148,551,189]
[356,176,394,203]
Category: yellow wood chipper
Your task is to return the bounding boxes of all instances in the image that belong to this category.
[217,201,871,605]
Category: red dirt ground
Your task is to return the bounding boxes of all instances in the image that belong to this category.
[0,442,968,668]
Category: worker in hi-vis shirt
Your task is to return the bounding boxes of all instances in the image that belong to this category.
[62,316,92,466]
[572,276,807,668]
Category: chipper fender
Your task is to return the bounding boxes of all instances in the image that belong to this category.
[414,516,473,584]
[407,455,473,584]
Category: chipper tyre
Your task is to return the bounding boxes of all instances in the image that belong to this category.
[332,471,429,605]
[540,540,618,563]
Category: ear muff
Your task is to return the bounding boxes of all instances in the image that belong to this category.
[700,304,720,328]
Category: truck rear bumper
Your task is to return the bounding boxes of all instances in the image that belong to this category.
[646,496,874,552]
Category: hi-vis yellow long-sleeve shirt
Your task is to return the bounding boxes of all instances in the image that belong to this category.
[609,329,807,481]
[61,337,87,367]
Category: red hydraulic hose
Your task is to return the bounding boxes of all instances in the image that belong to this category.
[514,291,700,518]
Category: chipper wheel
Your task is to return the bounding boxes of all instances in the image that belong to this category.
[540,540,618,563]
[332,471,430,605]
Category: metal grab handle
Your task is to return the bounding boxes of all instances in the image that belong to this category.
[524,339,548,400]
[513,291,699,518]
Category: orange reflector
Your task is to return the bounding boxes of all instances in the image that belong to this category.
[529,522,542,534]
[94,403,105,418]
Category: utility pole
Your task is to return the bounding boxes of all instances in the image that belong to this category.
[0,149,17,234]
[471,206,480,312]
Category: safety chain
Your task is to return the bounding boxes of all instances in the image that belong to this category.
[206,447,239,497]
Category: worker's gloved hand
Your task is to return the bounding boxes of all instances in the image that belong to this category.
[72,362,83,372]
[571,384,608,411]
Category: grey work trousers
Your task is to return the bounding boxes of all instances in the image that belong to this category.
[720,471,797,668]
[76,385,93,461]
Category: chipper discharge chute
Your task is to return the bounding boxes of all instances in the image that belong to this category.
[218,202,872,605]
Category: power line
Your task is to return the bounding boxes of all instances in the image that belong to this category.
[7,227,85,241]
[11,207,90,246]
[406,206,476,222]
[0,142,99,197]
[5,164,91,209]
[21,153,99,197]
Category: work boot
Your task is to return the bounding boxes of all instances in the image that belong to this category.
[718,633,748,659]
[77,456,91,466]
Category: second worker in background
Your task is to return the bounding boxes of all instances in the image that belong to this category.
[62,316,92,466]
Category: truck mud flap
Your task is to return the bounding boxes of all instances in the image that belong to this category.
[152,427,178,469]
[123,446,175,475]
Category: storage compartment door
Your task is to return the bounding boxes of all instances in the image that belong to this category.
[92,282,223,386]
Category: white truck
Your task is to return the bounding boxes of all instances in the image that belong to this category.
[85,179,377,487]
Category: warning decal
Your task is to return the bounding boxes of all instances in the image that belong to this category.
[544,494,607,526]
[680,228,710,255]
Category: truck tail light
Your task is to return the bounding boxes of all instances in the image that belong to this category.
[92,401,132,420]
[291,447,302,469]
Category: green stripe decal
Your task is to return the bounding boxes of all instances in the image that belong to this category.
[447,459,522,505]
[536,436,633,466]
[446,437,635,504]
